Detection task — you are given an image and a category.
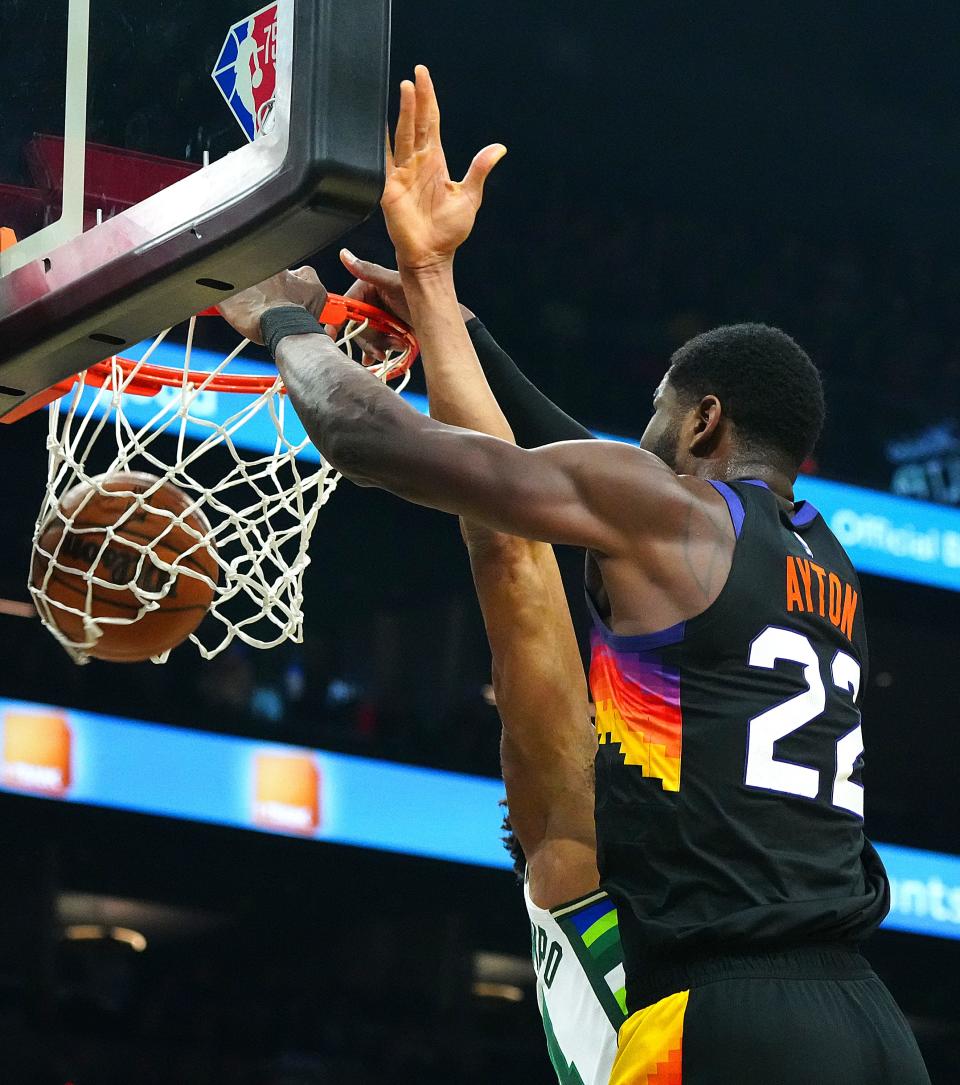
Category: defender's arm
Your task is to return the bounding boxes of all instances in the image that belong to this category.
[406,249,598,904]
[465,319,595,446]
[466,529,597,906]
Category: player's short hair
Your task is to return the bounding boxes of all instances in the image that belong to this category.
[500,800,525,880]
[667,323,825,472]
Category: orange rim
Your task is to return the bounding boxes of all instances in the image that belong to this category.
[85,295,418,398]
[0,296,418,425]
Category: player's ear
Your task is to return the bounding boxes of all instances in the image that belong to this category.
[689,394,722,453]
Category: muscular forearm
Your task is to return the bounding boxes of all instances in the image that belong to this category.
[274,331,430,487]
[274,330,537,533]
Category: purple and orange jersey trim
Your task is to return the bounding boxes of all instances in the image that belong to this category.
[590,626,683,792]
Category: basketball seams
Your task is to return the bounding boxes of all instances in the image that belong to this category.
[42,569,210,615]
[36,530,216,588]
[31,472,218,661]
[39,570,206,662]
[62,523,217,578]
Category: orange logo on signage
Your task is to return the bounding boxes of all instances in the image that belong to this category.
[2,710,72,795]
[253,752,320,834]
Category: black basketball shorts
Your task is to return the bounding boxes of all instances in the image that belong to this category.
[608,946,931,1084]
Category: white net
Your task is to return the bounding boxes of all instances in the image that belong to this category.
[30,313,412,664]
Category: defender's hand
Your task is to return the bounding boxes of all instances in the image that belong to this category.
[218,267,328,345]
[331,250,476,359]
[383,65,506,272]
[338,250,413,326]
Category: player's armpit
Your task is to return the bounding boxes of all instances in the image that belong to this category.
[501,727,598,909]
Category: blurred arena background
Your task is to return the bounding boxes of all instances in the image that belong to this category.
[1,1,959,1081]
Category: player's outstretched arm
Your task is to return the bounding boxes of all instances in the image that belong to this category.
[217,280,685,555]
[217,292,692,562]
[380,98,599,900]
[275,331,683,552]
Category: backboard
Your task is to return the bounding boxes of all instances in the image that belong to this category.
[0,0,391,420]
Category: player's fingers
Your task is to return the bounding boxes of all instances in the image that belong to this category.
[340,249,399,290]
[348,333,387,361]
[346,314,390,361]
[338,275,374,308]
[287,266,327,321]
[362,340,388,362]
[414,64,440,151]
[394,80,416,164]
[460,144,507,204]
[289,266,320,284]
[336,253,399,358]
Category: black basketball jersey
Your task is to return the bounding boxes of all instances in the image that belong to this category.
[589,479,889,1001]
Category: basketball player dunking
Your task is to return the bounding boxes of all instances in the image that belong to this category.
[220,67,930,1083]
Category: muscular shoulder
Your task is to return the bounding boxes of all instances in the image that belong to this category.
[673,474,738,545]
[591,473,737,632]
[549,440,729,553]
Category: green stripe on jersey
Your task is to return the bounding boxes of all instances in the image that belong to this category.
[541,995,588,1085]
[589,930,622,977]
[556,907,627,1031]
[582,909,618,947]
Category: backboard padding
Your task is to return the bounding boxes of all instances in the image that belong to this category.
[0,0,391,418]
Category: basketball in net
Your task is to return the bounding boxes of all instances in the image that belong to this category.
[27,295,418,664]
[31,472,219,662]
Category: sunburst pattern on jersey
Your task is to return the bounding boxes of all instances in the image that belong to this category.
[590,632,682,792]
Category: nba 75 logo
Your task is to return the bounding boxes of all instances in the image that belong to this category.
[211,3,280,142]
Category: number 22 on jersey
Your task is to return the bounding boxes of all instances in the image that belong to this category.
[744,625,864,816]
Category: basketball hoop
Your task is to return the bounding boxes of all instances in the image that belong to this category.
[30,296,418,664]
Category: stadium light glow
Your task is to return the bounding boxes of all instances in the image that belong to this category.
[1,697,958,942]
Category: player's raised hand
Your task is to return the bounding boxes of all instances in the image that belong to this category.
[383,65,506,272]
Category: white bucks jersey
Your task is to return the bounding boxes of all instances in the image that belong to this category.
[525,877,627,1085]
